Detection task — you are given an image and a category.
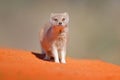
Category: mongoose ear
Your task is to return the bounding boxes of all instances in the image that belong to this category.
[50,13,55,17]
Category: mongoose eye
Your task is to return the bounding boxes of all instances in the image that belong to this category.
[62,18,65,21]
[54,18,58,22]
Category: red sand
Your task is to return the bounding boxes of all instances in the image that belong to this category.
[0,48,120,80]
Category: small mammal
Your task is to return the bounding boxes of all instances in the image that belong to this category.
[39,12,69,63]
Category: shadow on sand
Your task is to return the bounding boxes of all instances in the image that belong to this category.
[31,52,54,62]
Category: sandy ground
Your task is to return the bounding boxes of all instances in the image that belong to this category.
[0,48,120,80]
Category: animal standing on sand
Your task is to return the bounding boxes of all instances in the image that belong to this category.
[39,12,69,63]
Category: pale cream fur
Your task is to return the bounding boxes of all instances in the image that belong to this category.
[39,12,69,63]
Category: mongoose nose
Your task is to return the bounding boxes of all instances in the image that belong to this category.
[59,22,62,25]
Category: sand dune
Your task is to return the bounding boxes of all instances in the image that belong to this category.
[0,48,120,80]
